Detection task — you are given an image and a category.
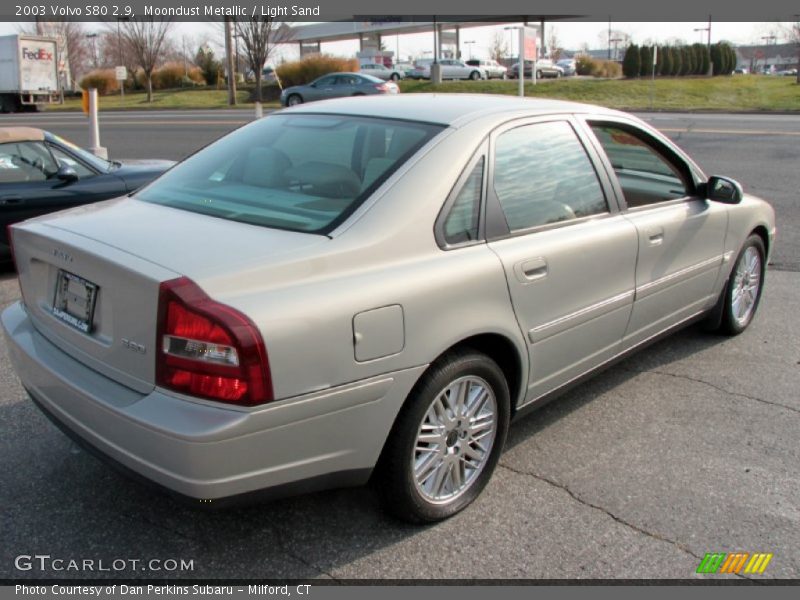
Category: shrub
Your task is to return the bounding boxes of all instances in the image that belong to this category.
[276,54,359,87]
[151,63,189,89]
[79,70,119,95]
[592,59,622,78]
[575,55,595,76]
[622,44,640,78]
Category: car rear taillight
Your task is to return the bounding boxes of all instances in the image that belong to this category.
[374,83,388,91]
[156,277,273,406]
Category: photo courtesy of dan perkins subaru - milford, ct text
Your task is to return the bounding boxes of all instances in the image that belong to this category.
[144,4,321,17]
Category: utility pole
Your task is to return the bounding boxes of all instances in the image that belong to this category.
[607,17,611,60]
[224,17,237,105]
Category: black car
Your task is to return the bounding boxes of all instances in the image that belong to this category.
[0,127,173,264]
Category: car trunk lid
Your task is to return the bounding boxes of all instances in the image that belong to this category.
[11,198,326,392]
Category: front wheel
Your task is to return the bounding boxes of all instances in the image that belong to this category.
[469,70,481,80]
[390,73,400,81]
[536,70,543,79]
[376,350,510,523]
[718,235,766,335]
[286,94,302,106]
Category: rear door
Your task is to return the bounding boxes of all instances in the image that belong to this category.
[581,118,728,347]
[485,117,638,403]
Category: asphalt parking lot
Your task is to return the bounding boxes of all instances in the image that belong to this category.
[0,110,798,581]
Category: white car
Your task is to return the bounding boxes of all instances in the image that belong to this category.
[409,59,486,80]
[466,59,507,79]
[359,63,405,81]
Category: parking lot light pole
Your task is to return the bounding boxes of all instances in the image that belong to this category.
[504,26,525,97]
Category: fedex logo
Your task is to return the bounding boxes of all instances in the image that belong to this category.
[22,48,53,61]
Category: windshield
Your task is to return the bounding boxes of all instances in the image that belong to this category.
[50,134,114,172]
[135,114,443,234]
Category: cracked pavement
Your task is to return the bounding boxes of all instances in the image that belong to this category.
[1,269,797,580]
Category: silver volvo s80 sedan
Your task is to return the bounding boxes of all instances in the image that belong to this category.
[2,95,775,523]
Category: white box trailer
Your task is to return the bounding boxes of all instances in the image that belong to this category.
[0,35,61,112]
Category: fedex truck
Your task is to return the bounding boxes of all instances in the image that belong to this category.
[0,35,61,112]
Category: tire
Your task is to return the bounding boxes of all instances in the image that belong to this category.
[556,71,562,78]
[390,73,400,81]
[717,234,766,335]
[286,94,302,106]
[376,350,510,523]
[536,70,543,79]
[469,70,480,80]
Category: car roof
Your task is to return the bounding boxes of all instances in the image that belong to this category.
[282,93,625,127]
[0,127,46,143]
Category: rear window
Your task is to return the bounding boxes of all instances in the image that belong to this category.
[136,114,442,234]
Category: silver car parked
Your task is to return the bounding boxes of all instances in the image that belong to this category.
[280,72,398,106]
[3,95,775,523]
[359,62,405,81]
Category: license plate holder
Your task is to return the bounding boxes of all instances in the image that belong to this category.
[52,269,98,334]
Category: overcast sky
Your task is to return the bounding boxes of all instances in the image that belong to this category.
[1,20,794,63]
[171,20,797,62]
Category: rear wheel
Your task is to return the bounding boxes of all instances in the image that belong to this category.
[718,235,766,335]
[536,70,543,79]
[286,94,302,106]
[376,350,510,523]
[469,70,481,80]
[390,73,400,81]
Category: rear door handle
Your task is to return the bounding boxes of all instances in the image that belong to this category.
[646,227,664,246]
[515,257,548,283]
[0,196,24,206]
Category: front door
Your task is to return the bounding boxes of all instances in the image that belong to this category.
[486,118,639,403]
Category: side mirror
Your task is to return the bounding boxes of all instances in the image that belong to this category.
[56,164,78,183]
[704,175,742,204]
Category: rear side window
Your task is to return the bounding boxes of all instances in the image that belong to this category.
[492,121,608,231]
[443,157,483,245]
[136,114,442,234]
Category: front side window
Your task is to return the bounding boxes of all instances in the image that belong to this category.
[136,114,442,234]
[0,141,58,183]
[492,121,608,232]
[589,123,690,208]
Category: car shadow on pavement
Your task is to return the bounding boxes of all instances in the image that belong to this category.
[503,324,726,451]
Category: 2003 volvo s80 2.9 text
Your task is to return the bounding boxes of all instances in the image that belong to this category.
[2,95,775,522]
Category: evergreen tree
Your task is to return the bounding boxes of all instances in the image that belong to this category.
[672,45,683,76]
[639,45,653,77]
[661,45,673,76]
[622,44,640,78]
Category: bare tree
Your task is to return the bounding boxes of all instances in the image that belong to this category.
[119,19,173,102]
[488,30,509,62]
[235,18,294,101]
[547,26,562,61]
[18,21,90,89]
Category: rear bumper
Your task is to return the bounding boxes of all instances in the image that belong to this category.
[2,301,424,504]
